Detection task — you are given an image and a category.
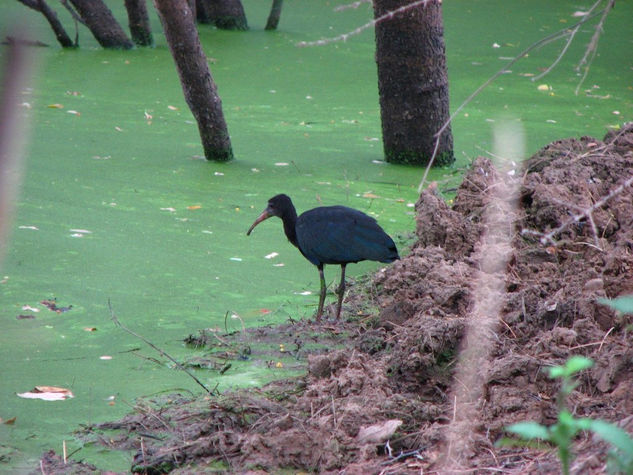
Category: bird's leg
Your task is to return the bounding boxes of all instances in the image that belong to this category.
[335,264,347,319]
[316,265,326,321]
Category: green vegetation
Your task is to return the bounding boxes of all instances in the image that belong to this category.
[599,296,633,316]
[501,355,633,474]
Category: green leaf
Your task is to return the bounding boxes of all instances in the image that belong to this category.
[564,355,594,374]
[598,296,633,314]
[588,419,633,453]
[506,421,551,440]
[575,417,594,431]
[549,365,565,378]
[558,410,576,427]
[549,356,594,379]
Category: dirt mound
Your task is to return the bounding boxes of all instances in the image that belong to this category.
[67,123,633,473]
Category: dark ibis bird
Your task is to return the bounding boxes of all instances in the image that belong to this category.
[247,194,399,320]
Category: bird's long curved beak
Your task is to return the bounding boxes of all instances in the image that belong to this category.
[246,209,271,235]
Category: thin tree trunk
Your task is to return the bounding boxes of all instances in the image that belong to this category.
[153,0,233,162]
[17,0,75,47]
[265,0,283,31]
[203,0,248,30]
[373,0,454,166]
[124,0,153,46]
[68,0,134,49]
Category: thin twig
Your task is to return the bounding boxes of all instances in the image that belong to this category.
[297,0,431,47]
[108,299,215,395]
[418,6,606,191]
[532,0,603,81]
[522,172,633,246]
[575,0,615,95]
[59,0,86,26]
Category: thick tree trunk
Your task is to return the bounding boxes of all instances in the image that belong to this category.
[69,0,134,49]
[373,0,454,166]
[201,0,248,30]
[196,0,213,23]
[124,0,153,46]
[187,0,196,19]
[17,0,75,47]
[153,0,233,162]
[265,0,283,31]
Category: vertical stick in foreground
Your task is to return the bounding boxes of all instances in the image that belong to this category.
[441,122,524,469]
[0,34,35,265]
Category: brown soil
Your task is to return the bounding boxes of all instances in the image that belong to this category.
[41,124,633,474]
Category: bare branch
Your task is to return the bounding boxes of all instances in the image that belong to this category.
[297,0,431,47]
[574,0,615,95]
[418,6,607,192]
[522,172,633,247]
[108,299,216,396]
[521,127,633,246]
[60,0,86,27]
[532,0,604,81]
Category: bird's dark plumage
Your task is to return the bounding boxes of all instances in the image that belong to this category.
[247,194,399,320]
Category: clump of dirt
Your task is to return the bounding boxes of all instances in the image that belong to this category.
[61,123,633,473]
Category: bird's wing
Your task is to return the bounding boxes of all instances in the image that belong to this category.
[296,206,397,265]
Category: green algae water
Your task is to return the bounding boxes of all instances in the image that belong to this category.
[0,0,631,471]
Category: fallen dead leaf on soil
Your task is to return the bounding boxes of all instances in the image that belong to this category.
[357,419,403,444]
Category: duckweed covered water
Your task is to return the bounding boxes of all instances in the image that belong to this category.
[0,0,631,471]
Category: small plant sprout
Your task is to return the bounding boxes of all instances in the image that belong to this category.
[500,356,633,475]
[599,295,633,315]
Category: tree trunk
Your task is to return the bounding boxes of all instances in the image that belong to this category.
[201,0,248,30]
[265,0,283,31]
[124,0,153,46]
[68,0,134,49]
[373,0,454,166]
[153,0,233,162]
[187,0,196,19]
[196,0,212,23]
[17,0,75,47]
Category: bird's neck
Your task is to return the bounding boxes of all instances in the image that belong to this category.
[282,207,299,248]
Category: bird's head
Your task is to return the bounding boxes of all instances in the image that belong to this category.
[246,194,294,235]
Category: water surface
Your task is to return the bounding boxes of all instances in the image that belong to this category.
[0,0,631,471]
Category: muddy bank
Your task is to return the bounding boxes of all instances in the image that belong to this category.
[43,123,633,474]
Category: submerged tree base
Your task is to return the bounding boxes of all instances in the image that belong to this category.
[204,148,234,162]
[384,148,454,166]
